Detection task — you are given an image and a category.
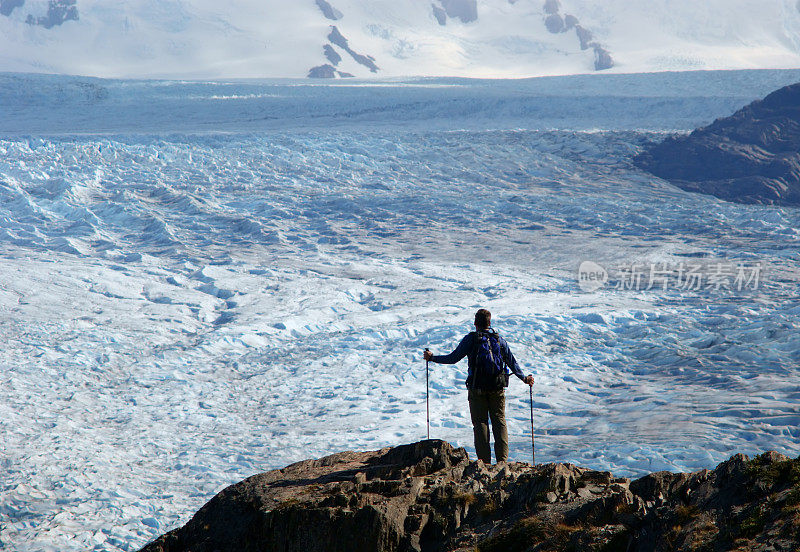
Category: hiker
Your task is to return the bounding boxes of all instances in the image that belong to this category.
[424,308,533,464]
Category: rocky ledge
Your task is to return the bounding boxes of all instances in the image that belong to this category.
[635,82,800,206]
[140,440,800,552]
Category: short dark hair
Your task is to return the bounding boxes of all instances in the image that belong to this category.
[474,308,491,330]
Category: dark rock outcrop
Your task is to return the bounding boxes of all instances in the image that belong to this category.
[593,47,613,71]
[544,14,565,34]
[323,44,342,66]
[436,0,478,24]
[432,5,447,26]
[140,440,800,552]
[315,0,342,21]
[543,0,560,15]
[0,0,24,17]
[575,24,593,49]
[327,26,379,73]
[307,64,337,79]
[541,1,613,71]
[635,82,800,205]
[26,0,77,28]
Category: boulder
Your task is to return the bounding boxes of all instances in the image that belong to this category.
[139,442,800,552]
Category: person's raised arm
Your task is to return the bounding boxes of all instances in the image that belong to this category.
[499,338,532,385]
[424,334,471,364]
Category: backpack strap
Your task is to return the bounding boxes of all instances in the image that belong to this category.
[484,329,507,369]
[472,328,500,354]
[470,329,509,390]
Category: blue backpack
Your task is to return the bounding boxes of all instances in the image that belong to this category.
[470,329,509,390]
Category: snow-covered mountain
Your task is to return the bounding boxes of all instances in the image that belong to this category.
[1,0,800,79]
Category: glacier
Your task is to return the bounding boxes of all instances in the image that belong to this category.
[1,69,800,551]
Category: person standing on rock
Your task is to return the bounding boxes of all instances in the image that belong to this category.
[424,308,533,464]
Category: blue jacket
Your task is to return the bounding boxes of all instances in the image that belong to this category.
[430,328,526,388]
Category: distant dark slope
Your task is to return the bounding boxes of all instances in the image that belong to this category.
[635,82,800,206]
[1,0,78,26]
[0,0,24,17]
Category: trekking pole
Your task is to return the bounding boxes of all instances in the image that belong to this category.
[529,376,535,464]
[425,348,431,440]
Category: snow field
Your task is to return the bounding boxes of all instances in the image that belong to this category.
[4,0,800,78]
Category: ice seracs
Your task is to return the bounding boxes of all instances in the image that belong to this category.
[2,70,800,552]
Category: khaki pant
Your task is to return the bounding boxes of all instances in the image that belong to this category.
[468,388,508,464]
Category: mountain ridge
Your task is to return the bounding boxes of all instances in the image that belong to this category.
[2,0,800,79]
[635,81,800,206]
